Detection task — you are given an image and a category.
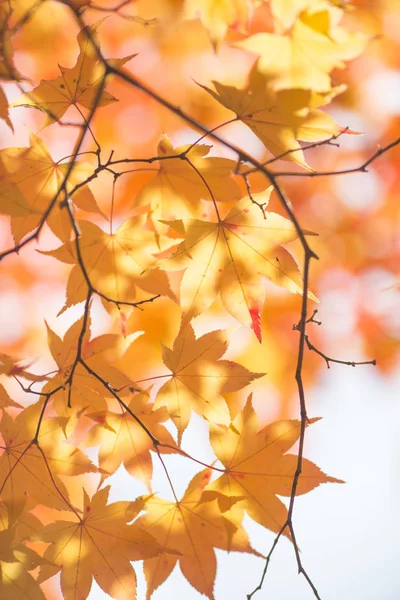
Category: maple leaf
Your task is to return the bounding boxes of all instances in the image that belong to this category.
[41,217,175,314]
[199,67,352,168]
[137,468,261,600]
[35,487,167,600]
[0,496,44,539]
[0,525,48,600]
[159,192,317,340]
[0,502,49,598]
[44,319,133,420]
[85,390,177,491]
[135,135,241,234]
[184,0,252,47]
[0,384,22,410]
[0,402,99,511]
[0,132,103,244]
[12,21,136,127]
[236,7,367,91]
[146,322,263,442]
[206,397,343,535]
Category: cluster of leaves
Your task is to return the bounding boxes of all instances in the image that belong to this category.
[0,1,390,600]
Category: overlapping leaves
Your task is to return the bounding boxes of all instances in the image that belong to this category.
[135,135,241,233]
[42,216,175,313]
[137,469,261,600]
[0,133,102,244]
[34,487,168,600]
[236,7,367,92]
[0,402,99,511]
[199,67,355,169]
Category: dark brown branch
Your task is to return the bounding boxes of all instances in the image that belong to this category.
[293,311,377,369]
[241,171,268,218]
[242,130,345,175]
[304,334,376,369]
[273,137,400,178]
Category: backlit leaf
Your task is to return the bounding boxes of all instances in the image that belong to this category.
[85,390,177,490]
[35,487,166,600]
[138,468,261,599]
[207,396,343,534]
[237,7,366,91]
[12,21,136,127]
[159,192,317,339]
[151,322,263,441]
[199,68,352,168]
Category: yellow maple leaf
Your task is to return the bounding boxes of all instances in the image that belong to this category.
[137,468,261,600]
[199,68,350,168]
[0,132,103,244]
[267,0,316,31]
[184,0,253,47]
[146,322,263,442]
[159,192,317,339]
[135,135,241,234]
[207,396,343,534]
[41,217,175,314]
[236,7,367,91]
[12,20,136,127]
[35,487,166,600]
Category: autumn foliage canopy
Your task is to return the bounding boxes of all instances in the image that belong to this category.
[0,1,399,599]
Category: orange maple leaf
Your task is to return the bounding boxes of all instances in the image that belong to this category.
[0,384,22,410]
[206,396,343,535]
[85,390,177,491]
[0,5,21,82]
[0,525,48,600]
[137,468,261,600]
[0,402,99,511]
[35,487,167,600]
[12,21,136,127]
[44,319,133,421]
[0,352,47,383]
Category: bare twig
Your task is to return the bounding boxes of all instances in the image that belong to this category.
[293,311,377,369]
